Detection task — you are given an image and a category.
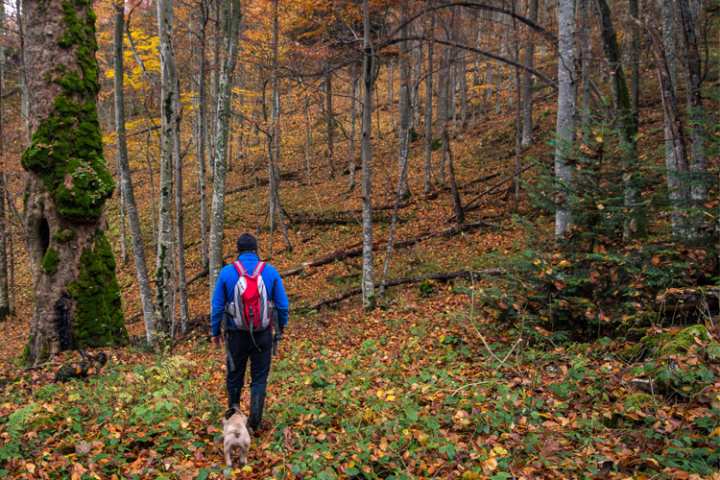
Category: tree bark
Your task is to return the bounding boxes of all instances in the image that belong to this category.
[0,0,9,320]
[22,0,127,364]
[677,0,708,214]
[209,0,242,297]
[554,0,576,238]
[423,7,435,194]
[629,0,640,121]
[303,92,313,182]
[648,19,690,240]
[113,3,156,343]
[361,0,375,309]
[267,0,291,253]
[578,0,592,143]
[195,0,210,272]
[325,70,336,178]
[156,0,180,335]
[521,0,539,147]
[596,0,645,239]
[397,10,412,200]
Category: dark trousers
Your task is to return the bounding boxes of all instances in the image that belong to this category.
[225,328,272,408]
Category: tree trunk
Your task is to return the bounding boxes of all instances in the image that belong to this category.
[325,70,336,178]
[629,0,640,122]
[554,0,576,238]
[437,35,451,187]
[423,8,435,194]
[209,0,242,297]
[596,0,645,240]
[348,64,359,191]
[195,0,210,272]
[113,3,156,343]
[677,0,708,214]
[521,0,539,147]
[648,19,690,240]
[267,0,291,253]
[156,0,181,335]
[22,0,127,364]
[361,0,375,309]
[0,0,9,320]
[578,0,592,143]
[304,93,313,182]
[16,0,31,144]
[397,11,412,199]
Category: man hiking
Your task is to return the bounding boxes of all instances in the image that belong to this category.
[211,233,289,432]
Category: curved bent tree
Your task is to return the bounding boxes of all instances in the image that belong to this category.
[22,0,126,365]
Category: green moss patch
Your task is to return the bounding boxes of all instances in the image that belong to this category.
[41,248,60,274]
[67,232,127,348]
[52,228,75,243]
[20,0,113,221]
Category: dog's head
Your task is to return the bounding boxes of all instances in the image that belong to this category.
[222,408,247,428]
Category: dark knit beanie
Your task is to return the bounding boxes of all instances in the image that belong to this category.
[236,233,258,253]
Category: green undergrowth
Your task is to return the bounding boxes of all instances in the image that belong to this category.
[1,305,718,478]
[0,355,222,478]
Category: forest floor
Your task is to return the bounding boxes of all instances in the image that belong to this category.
[1,93,719,479]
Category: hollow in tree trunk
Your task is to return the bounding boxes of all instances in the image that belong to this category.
[22,0,127,365]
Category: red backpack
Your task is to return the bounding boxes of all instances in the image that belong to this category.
[228,261,271,331]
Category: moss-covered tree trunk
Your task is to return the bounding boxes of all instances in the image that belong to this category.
[22,0,127,365]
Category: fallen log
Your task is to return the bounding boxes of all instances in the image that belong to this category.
[306,268,505,311]
[656,286,720,318]
[280,219,497,277]
[450,163,537,221]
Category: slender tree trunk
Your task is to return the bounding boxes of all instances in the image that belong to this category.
[16,0,31,143]
[677,0,708,212]
[438,31,451,187]
[629,0,640,122]
[209,0,242,296]
[196,0,209,272]
[512,0,523,210]
[597,0,645,239]
[361,0,375,309]
[459,55,469,128]
[210,0,221,178]
[648,20,690,239]
[156,0,180,335]
[554,0,576,238]
[325,70,336,178]
[398,11,412,199]
[0,0,9,320]
[304,93,313,182]
[23,0,127,364]
[521,0,539,147]
[268,0,291,253]
[423,8,435,194]
[579,0,592,143]
[113,3,156,343]
[348,64,359,191]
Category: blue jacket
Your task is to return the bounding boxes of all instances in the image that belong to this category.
[211,252,289,337]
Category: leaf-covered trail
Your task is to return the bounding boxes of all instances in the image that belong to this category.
[4,279,718,479]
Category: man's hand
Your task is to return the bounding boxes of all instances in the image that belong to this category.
[211,335,222,349]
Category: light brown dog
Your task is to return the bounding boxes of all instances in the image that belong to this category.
[223,409,251,467]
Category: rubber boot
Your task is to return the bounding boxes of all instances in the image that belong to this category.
[248,390,266,433]
[228,388,241,411]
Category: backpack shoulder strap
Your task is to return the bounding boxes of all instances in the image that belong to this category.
[233,261,247,277]
[252,261,266,278]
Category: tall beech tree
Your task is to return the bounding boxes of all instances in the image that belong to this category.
[554,0,575,237]
[209,0,242,295]
[113,2,156,343]
[22,0,127,364]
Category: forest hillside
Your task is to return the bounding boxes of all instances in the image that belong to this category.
[0,0,719,478]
